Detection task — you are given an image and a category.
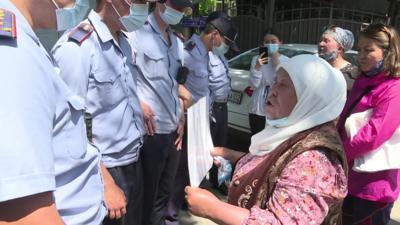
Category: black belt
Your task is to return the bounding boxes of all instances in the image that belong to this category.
[213,101,227,106]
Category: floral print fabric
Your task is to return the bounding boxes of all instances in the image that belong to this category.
[232,150,347,225]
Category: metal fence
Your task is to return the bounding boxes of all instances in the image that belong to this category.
[230,5,388,55]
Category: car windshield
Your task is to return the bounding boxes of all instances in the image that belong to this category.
[228,47,314,71]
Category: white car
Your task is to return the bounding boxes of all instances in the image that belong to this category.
[227,44,357,134]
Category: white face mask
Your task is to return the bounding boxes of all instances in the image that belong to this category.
[265,117,289,128]
[52,0,90,31]
[112,2,149,32]
[212,35,229,57]
[265,43,279,54]
[159,4,184,25]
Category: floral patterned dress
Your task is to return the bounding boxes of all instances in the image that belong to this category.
[231,150,348,225]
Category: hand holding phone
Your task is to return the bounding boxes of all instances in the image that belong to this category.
[258,46,269,65]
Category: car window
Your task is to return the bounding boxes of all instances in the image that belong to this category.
[279,48,315,58]
[228,47,315,71]
[228,49,259,70]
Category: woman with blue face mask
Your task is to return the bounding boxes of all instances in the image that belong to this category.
[337,23,400,225]
[318,26,358,92]
[248,33,289,135]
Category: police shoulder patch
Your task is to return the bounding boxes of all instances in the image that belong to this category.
[185,41,196,51]
[68,23,94,45]
[0,9,17,40]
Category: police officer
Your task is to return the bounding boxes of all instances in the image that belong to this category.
[166,11,239,225]
[128,0,192,224]
[204,11,239,191]
[0,0,106,225]
[52,1,150,225]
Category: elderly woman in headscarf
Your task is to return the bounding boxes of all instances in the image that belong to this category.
[319,26,358,91]
[184,55,348,225]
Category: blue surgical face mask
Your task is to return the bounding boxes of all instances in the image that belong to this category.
[365,59,384,77]
[265,43,279,54]
[113,2,149,32]
[212,40,229,57]
[160,4,184,25]
[319,50,337,62]
[52,0,90,31]
[266,117,289,128]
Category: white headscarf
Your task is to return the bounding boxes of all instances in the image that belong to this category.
[249,54,347,156]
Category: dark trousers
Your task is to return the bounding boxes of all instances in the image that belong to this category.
[342,195,394,225]
[141,133,181,225]
[249,113,265,135]
[165,126,189,225]
[209,102,228,188]
[103,160,143,225]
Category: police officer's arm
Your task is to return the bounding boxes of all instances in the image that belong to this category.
[0,192,65,225]
[52,37,92,100]
[140,100,156,136]
[100,162,127,219]
[175,98,186,150]
[178,84,193,109]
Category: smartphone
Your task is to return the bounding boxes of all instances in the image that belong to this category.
[259,46,268,59]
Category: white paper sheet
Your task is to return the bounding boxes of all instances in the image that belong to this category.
[187,97,214,187]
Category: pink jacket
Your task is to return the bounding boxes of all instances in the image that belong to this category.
[338,71,400,202]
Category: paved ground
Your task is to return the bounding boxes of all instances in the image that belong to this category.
[178,129,400,225]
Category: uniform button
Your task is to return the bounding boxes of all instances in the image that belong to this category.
[233,180,240,186]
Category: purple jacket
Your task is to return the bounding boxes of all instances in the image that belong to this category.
[338,71,400,203]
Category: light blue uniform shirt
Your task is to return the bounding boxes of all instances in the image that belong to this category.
[129,13,182,133]
[52,68,106,225]
[0,0,57,202]
[0,2,106,224]
[184,34,210,103]
[208,52,231,103]
[52,10,145,168]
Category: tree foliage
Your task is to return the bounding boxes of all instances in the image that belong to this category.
[198,0,217,15]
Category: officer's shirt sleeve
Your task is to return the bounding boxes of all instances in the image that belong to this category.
[52,41,92,100]
[0,44,56,202]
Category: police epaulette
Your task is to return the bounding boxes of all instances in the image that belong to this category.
[184,41,196,51]
[0,9,17,39]
[173,31,186,42]
[68,23,93,45]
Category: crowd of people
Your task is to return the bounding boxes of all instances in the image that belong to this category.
[1,0,400,225]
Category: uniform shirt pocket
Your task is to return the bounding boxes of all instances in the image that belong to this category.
[90,68,125,109]
[210,62,226,79]
[189,68,209,92]
[142,51,166,80]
